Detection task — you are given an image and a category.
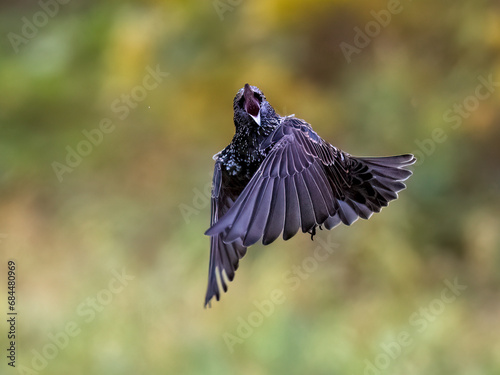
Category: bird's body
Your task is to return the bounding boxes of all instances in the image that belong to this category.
[204,84,415,307]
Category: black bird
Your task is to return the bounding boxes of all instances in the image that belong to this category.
[204,84,415,307]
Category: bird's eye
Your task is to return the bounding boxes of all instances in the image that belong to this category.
[253,93,262,101]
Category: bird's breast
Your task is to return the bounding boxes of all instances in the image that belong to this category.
[220,140,267,181]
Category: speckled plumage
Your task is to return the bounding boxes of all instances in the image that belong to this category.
[204,84,415,307]
[216,85,279,180]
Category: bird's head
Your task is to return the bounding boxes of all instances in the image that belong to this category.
[233,84,277,131]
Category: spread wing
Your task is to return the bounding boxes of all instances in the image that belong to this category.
[204,162,247,307]
[206,118,415,248]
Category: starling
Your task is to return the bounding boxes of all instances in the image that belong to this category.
[204,84,415,307]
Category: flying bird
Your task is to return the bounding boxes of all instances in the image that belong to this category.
[204,84,415,307]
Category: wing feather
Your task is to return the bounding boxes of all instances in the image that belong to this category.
[263,178,286,245]
[204,162,248,307]
[205,119,415,305]
[243,178,274,246]
[283,175,301,240]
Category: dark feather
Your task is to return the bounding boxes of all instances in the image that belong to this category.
[204,85,415,306]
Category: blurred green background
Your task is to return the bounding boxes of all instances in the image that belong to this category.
[1,0,500,374]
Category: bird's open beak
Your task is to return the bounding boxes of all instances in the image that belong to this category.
[243,84,261,126]
[250,112,261,127]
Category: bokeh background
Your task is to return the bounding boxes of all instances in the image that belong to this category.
[1,0,500,374]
